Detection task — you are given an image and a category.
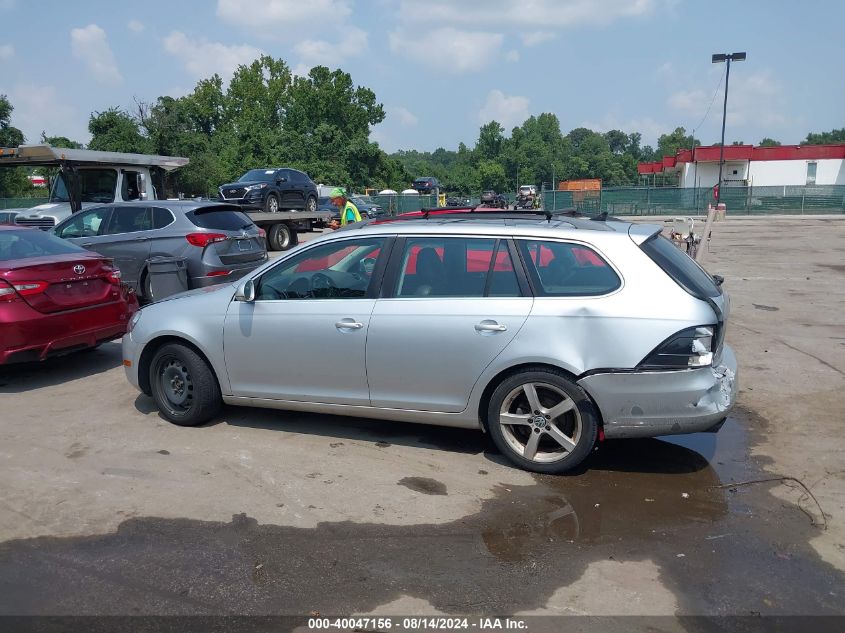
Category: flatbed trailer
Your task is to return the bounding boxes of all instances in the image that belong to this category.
[244,209,332,251]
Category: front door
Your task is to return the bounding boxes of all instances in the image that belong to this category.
[366,236,533,412]
[223,235,390,404]
[92,205,154,288]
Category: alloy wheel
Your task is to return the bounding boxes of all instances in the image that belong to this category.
[498,382,581,463]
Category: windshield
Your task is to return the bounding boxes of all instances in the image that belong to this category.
[238,169,278,183]
[50,169,117,204]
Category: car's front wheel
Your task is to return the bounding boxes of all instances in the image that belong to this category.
[264,194,279,213]
[150,343,221,426]
[305,195,317,214]
[487,369,598,473]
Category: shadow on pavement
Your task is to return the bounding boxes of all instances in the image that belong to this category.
[0,341,124,394]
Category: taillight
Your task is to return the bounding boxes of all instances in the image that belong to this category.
[107,269,122,285]
[638,326,715,369]
[0,279,49,301]
[206,270,231,277]
[258,228,266,239]
[186,233,228,247]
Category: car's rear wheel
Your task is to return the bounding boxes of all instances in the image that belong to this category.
[487,369,597,474]
[305,195,317,214]
[141,271,153,303]
[150,343,221,426]
[265,194,279,213]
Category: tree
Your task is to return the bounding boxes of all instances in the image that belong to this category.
[0,95,31,197]
[803,128,845,145]
[758,137,781,147]
[88,108,152,153]
[655,127,699,160]
[40,132,83,148]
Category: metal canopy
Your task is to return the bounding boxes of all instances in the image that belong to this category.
[0,144,189,171]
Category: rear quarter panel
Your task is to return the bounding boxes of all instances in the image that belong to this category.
[463,232,717,416]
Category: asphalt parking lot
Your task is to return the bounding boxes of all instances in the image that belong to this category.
[0,216,843,623]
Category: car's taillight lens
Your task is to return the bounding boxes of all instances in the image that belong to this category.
[0,279,49,301]
[258,228,266,239]
[206,270,231,277]
[107,269,122,285]
[186,233,228,247]
[638,326,714,369]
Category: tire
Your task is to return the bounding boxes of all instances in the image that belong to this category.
[264,194,280,214]
[268,223,293,251]
[486,368,598,474]
[305,195,317,214]
[149,343,221,427]
[141,271,154,303]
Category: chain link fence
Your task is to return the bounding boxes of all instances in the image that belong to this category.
[543,185,845,216]
[0,197,49,210]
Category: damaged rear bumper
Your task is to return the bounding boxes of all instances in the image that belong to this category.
[577,345,738,439]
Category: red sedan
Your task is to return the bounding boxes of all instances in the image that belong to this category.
[0,226,138,364]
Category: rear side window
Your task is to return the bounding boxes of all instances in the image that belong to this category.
[641,234,721,298]
[186,206,252,231]
[106,206,152,234]
[152,207,175,229]
[517,240,620,297]
[394,237,521,298]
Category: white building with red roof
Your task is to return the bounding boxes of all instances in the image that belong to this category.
[638,144,845,188]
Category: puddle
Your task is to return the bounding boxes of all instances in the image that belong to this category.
[398,477,447,496]
[0,415,841,616]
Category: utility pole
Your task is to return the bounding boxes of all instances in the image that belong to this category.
[711,52,746,206]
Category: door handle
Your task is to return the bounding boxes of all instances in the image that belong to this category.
[81,243,93,247]
[475,322,507,332]
[335,320,364,330]
[133,236,150,242]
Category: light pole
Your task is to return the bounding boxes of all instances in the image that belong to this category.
[711,52,746,206]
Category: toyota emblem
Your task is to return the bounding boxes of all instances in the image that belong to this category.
[73,264,86,275]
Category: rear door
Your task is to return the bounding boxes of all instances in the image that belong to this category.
[366,236,532,412]
[94,205,154,288]
[277,169,298,208]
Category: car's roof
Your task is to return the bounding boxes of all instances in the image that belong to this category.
[87,199,244,211]
[335,214,658,243]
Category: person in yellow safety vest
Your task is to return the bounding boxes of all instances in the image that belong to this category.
[327,187,362,230]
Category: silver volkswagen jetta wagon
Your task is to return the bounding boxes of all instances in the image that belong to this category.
[123,212,737,473]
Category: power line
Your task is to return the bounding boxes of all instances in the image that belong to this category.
[692,66,727,139]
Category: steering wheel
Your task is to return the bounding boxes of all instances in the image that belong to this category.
[310,272,337,297]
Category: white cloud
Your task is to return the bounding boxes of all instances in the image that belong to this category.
[128,20,144,33]
[163,31,263,82]
[522,31,555,46]
[397,0,662,28]
[668,69,786,132]
[478,90,530,130]
[70,24,122,84]
[294,26,368,70]
[216,0,352,38]
[505,49,520,63]
[9,83,87,145]
[0,44,13,61]
[389,28,503,74]
[390,106,418,127]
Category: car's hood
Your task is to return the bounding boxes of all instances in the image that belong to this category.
[15,202,97,220]
[220,181,263,189]
[154,281,236,305]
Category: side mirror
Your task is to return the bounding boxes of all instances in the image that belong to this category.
[234,278,256,302]
[276,177,287,184]
[712,274,724,287]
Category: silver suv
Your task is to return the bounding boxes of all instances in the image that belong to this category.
[123,213,737,473]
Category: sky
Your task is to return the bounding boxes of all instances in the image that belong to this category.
[1,0,843,155]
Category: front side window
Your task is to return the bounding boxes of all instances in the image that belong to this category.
[55,206,112,239]
[394,237,521,298]
[121,171,142,201]
[255,237,386,300]
[517,240,620,297]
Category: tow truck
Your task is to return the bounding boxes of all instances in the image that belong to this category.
[0,144,189,230]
